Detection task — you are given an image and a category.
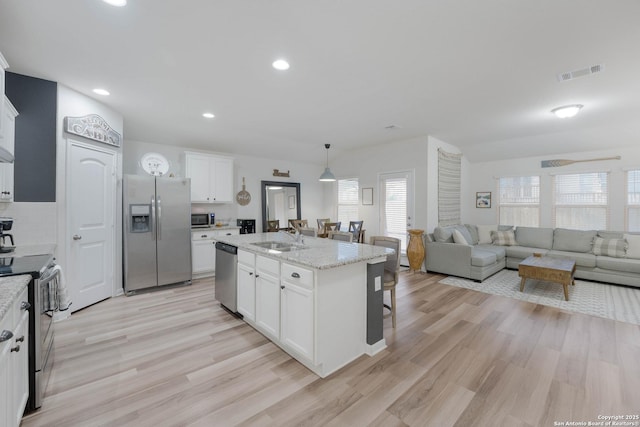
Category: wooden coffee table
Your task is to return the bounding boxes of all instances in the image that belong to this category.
[518,255,576,301]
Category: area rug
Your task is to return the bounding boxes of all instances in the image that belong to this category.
[439,269,640,326]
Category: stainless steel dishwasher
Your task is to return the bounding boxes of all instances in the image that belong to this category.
[215,241,238,313]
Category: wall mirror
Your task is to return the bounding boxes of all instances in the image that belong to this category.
[261,181,301,232]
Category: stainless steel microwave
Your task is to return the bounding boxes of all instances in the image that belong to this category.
[191,213,209,228]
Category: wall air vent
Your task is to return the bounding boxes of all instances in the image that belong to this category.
[557,63,605,82]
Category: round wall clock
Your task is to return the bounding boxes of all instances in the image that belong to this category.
[140,152,170,176]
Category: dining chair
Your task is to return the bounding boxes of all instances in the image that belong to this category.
[369,236,401,328]
[267,220,280,232]
[317,218,330,232]
[348,221,364,243]
[323,222,341,235]
[289,219,309,231]
[328,231,353,242]
[299,227,317,237]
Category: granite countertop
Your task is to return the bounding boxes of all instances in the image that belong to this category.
[0,275,31,321]
[215,232,393,270]
[0,244,56,258]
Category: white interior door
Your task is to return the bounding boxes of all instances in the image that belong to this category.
[379,170,414,254]
[68,141,116,312]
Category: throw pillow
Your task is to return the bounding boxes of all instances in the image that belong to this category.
[624,234,640,259]
[592,237,627,258]
[490,230,517,246]
[477,224,498,244]
[452,229,471,245]
[464,224,480,245]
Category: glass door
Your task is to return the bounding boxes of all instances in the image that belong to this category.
[379,170,414,254]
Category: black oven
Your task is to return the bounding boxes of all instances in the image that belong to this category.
[191,213,210,228]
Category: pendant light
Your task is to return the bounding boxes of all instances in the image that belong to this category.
[319,144,336,182]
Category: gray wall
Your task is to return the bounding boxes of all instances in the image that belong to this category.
[5,72,57,202]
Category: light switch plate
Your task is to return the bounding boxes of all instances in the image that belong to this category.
[374,276,381,291]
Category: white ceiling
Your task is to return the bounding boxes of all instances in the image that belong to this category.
[1,0,639,164]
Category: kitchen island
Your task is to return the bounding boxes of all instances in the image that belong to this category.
[214,232,393,378]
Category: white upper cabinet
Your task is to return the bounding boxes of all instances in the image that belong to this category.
[184,152,234,203]
[0,51,8,138]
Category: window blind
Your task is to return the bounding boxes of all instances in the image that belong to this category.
[498,176,540,226]
[627,170,640,231]
[382,177,407,249]
[553,172,609,230]
[337,178,359,229]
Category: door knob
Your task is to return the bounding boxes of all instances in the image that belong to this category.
[73,235,82,240]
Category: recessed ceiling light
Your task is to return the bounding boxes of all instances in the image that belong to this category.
[272,59,290,71]
[92,88,110,96]
[202,113,215,119]
[551,104,583,118]
[102,0,127,6]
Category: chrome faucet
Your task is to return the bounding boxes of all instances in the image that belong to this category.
[278,229,303,244]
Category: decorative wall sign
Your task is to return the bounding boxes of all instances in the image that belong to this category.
[273,169,290,177]
[64,114,122,147]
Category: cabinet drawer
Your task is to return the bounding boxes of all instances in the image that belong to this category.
[238,249,255,267]
[215,228,239,237]
[13,287,28,326]
[282,263,314,289]
[192,231,216,241]
[256,255,280,277]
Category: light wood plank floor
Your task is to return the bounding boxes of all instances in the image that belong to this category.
[22,271,640,427]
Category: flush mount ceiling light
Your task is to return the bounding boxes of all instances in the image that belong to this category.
[272,59,290,71]
[551,104,583,118]
[319,144,336,182]
[92,88,110,96]
[202,112,215,119]
[102,0,127,6]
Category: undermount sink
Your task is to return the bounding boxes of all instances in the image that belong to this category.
[251,241,308,252]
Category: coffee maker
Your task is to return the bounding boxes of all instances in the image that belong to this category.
[0,217,15,253]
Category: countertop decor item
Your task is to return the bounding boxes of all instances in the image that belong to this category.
[540,155,621,168]
[236,177,251,206]
[407,229,425,273]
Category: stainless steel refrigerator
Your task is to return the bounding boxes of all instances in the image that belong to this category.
[123,174,192,293]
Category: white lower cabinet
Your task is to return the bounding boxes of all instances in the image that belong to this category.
[191,228,240,277]
[281,281,313,361]
[237,250,256,321]
[254,256,280,340]
[0,286,30,427]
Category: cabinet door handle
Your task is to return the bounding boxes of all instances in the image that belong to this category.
[11,344,20,353]
[21,301,31,311]
[16,335,25,343]
[280,285,285,290]
[201,235,208,238]
[291,272,300,278]
[249,272,253,276]
[73,235,82,240]
[255,274,259,278]
[0,330,13,342]
[226,233,232,236]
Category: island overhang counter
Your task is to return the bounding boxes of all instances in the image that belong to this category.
[214,232,393,378]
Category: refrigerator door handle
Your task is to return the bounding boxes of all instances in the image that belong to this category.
[151,195,156,240]
[157,196,162,240]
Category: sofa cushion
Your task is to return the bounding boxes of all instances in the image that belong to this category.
[592,237,627,258]
[491,230,517,246]
[625,234,640,259]
[546,250,597,268]
[452,229,471,245]
[476,244,506,260]
[515,227,554,249]
[471,248,497,267]
[596,256,640,274]
[598,230,624,239]
[464,224,480,245]
[505,246,549,259]
[477,224,498,244]
[434,225,473,244]
[552,228,597,253]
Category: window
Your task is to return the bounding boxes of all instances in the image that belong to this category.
[337,178,359,230]
[553,172,608,230]
[379,172,413,252]
[498,176,540,226]
[627,170,640,232]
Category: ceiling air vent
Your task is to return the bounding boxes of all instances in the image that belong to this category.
[557,63,605,82]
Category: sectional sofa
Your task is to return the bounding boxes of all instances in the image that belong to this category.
[425,224,640,288]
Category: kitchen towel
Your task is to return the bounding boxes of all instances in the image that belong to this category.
[53,264,72,311]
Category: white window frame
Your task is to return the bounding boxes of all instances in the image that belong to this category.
[552,171,609,230]
[378,170,414,254]
[336,177,359,231]
[497,175,541,227]
[626,169,640,232]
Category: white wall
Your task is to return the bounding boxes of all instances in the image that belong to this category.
[0,202,56,245]
[56,84,124,295]
[123,140,326,232]
[464,146,640,230]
